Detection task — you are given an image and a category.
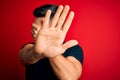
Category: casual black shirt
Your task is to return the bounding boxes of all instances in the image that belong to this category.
[25,45,83,80]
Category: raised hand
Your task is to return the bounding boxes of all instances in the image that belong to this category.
[34,5,78,57]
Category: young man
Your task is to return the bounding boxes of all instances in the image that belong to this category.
[19,4,83,80]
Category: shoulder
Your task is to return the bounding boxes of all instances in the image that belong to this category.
[63,45,84,64]
[64,45,83,56]
[70,45,83,51]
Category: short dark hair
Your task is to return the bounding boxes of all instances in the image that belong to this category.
[33,4,58,19]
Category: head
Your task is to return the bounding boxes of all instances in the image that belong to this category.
[32,4,58,39]
[33,4,58,19]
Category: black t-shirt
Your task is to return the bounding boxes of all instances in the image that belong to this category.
[25,45,83,80]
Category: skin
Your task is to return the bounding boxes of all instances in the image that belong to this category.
[19,5,82,80]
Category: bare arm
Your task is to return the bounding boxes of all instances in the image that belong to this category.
[19,44,45,65]
[49,55,82,80]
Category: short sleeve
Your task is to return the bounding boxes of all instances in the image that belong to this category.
[63,45,84,64]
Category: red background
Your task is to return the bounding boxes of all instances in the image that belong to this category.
[0,0,120,80]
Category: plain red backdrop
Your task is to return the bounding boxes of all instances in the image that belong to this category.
[0,0,120,80]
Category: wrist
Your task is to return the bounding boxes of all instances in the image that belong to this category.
[48,54,62,60]
[29,47,46,64]
[33,48,46,59]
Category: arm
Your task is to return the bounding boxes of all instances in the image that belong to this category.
[49,55,82,80]
[19,44,45,65]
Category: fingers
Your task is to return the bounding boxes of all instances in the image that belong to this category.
[31,28,37,39]
[56,5,70,29]
[50,5,63,28]
[42,5,74,32]
[43,10,51,29]
[32,23,42,39]
[62,11,74,33]
[32,23,41,31]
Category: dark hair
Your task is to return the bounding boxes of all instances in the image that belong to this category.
[33,4,58,19]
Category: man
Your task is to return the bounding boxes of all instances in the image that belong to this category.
[19,4,83,80]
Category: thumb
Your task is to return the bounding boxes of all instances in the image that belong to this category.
[62,40,78,51]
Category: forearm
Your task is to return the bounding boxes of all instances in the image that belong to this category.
[19,44,45,65]
[49,55,82,80]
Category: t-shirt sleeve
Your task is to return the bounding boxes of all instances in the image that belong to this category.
[63,45,84,64]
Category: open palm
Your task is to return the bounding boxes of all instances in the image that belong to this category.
[34,5,78,57]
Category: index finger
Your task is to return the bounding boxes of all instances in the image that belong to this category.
[43,10,51,29]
